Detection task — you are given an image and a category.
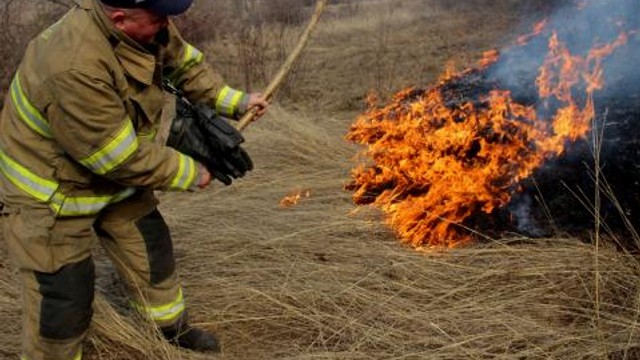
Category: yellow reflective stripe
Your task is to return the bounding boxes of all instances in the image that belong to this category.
[10,72,52,138]
[168,44,204,83]
[215,86,231,114]
[229,91,244,114]
[0,149,58,202]
[131,288,185,322]
[215,86,246,117]
[170,154,197,190]
[50,187,136,217]
[79,119,138,175]
[0,149,134,216]
[181,45,203,71]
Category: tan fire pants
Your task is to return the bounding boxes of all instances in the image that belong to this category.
[4,190,185,360]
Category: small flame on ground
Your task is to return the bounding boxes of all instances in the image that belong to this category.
[279,189,311,208]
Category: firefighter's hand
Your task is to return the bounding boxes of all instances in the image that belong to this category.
[247,93,268,118]
[197,164,212,189]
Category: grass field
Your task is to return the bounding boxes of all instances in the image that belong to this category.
[1,0,639,359]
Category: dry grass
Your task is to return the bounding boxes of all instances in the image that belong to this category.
[1,107,640,359]
[205,0,536,112]
[1,0,640,359]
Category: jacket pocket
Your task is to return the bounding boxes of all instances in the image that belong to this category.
[5,207,57,272]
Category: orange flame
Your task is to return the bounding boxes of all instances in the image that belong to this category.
[346,31,629,249]
[477,50,500,68]
[440,60,459,82]
[279,189,311,208]
[517,20,548,45]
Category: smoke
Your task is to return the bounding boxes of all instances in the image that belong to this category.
[487,0,640,104]
[489,0,640,237]
[509,193,549,237]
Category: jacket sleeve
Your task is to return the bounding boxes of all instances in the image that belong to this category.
[162,21,249,120]
[45,68,202,191]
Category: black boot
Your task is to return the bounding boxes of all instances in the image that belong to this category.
[161,315,220,353]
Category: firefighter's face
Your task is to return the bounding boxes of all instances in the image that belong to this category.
[111,9,168,44]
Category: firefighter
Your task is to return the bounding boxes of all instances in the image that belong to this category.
[0,0,268,359]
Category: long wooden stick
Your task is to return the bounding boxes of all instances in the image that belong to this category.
[236,0,329,131]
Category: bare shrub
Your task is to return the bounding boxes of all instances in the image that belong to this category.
[236,26,271,91]
[177,0,315,95]
[259,0,308,26]
[430,0,574,14]
[174,0,234,44]
[0,0,70,107]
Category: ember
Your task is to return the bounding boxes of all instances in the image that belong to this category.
[346,0,640,248]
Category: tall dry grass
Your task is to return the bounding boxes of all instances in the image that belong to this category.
[2,106,639,359]
[196,0,555,112]
[0,0,70,106]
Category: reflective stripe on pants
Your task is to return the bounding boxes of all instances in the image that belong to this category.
[94,190,184,328]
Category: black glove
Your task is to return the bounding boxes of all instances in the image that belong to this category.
[167,96,253,185]
[196,104,254,178]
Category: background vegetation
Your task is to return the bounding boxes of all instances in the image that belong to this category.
[0,0,567,109]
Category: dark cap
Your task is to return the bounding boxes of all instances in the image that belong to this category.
[100,0,194,16]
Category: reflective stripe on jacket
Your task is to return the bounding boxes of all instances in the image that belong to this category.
[0,0,247,215]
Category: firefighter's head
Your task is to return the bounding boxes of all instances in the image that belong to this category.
[100,0,193,44]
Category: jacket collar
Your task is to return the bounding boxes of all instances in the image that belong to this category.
[86,0,156,86]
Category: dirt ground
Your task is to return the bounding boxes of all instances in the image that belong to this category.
[1,1,639,359]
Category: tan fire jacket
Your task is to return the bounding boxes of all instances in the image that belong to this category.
[0,0,249,217]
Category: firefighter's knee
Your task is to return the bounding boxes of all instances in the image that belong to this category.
[35,256,95,339]
[135,209,175,285]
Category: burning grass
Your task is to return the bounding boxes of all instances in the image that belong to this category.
[1,106,639,359]
[345,0,640,249]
